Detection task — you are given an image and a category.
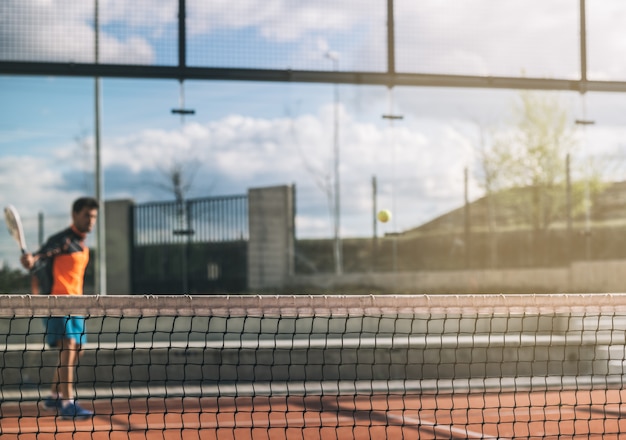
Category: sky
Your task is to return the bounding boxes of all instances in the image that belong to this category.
[3,0,626,267]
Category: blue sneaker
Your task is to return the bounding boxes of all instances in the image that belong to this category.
[60,401,93,420]
[40,396,62,413]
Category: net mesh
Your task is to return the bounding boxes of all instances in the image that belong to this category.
[2,294,626,438]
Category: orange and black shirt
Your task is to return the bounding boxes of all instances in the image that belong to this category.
[33,225,89,295]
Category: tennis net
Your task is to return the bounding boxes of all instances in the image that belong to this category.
[1,293,626,438]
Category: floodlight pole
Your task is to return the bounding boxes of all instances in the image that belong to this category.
[94,0,106,295]
[382,92,403,275]
[326,51,342,275]
[577,0,594,261]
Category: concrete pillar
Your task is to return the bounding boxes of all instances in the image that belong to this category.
[105,199,133,295]
[247,185,295,291]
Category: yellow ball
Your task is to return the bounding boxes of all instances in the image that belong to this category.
[377,209,391,223]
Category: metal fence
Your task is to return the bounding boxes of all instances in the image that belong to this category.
[133,195,248,294]
[2,1,619,92]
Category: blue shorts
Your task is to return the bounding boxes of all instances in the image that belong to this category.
[44,316,87,347]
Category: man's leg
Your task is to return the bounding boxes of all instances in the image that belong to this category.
[40,354,62,411]
[58,337,78,402]
[41,317,62,411]
[58,337,93,419]
[50,366,60,395]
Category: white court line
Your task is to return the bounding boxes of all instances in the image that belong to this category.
[138,412,507,438]
[483,407,576,418]
[385,412,505,440]
[0,400,573,438]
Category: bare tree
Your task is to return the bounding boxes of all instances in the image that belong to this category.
[152,159,201,293]
[286,104,335,225]
[155,160,200,204]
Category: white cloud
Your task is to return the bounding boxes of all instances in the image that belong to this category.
[187,0,377,42]
[100,0,176,27]
[3,86,626,267]
[88,100,485,236]
[0,0,157,64]
[6,0,626,79]
[394,0,580,78]
[0,156,82,259]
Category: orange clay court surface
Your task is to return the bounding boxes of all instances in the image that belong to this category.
[2,389,626,439]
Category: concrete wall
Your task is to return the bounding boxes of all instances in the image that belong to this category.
[570,260,626,293]
[104,199,133,295]
[247,185,295,291]
[289,260,626,294]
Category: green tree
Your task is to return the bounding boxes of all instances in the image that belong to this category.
[478,91,601,265]
[0,263,30,293]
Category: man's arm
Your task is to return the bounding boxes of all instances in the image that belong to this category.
[20,233,64,270]
[20,252,39,270]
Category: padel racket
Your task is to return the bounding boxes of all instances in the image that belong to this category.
[4,205,27,254]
